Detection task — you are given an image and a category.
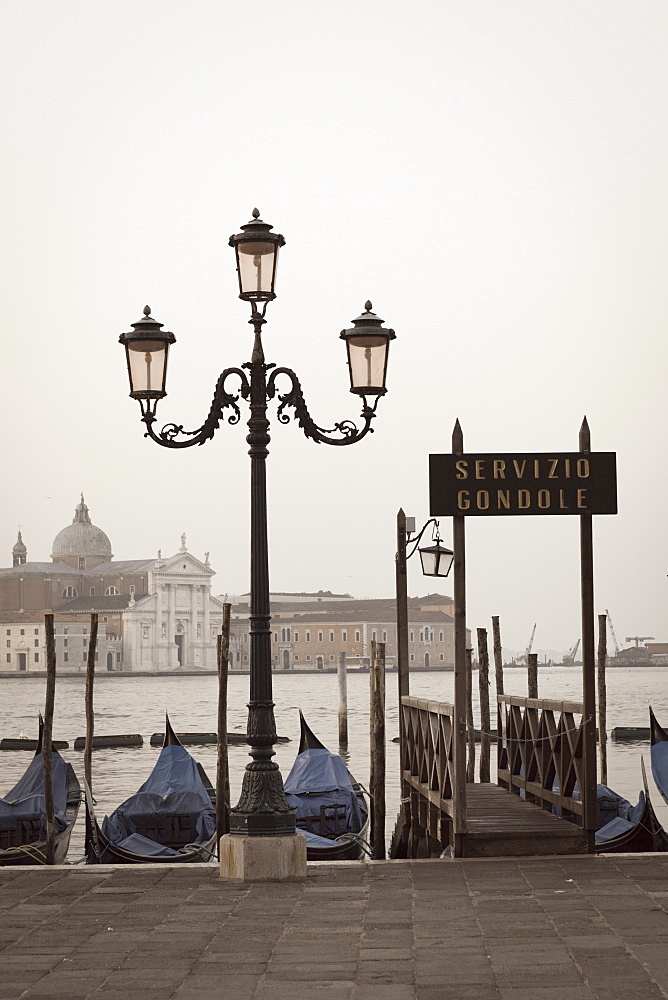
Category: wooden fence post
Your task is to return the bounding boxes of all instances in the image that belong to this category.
[370,640,386,860]
[43,613,56,865]
[477,627,491,783]
[466,647,475,783]
[527,652,538,699]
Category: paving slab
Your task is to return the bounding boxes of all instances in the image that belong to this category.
[0,856,666,999]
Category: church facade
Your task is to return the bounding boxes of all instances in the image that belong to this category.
[0,497,224,672]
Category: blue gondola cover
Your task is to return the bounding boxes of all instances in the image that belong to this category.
[595,785,645,844]
[101,743,215,853]
[0,752,69,838]
[651,740,668,803]
[284,748,367,839]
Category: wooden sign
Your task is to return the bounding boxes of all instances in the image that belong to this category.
[430,452,617,516]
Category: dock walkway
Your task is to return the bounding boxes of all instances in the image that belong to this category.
[1,855,668,999]
[462,785,589,857]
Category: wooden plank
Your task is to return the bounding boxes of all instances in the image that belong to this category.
[497,769,584,814]
[498,694,584,714]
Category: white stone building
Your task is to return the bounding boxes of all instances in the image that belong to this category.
[0,499,225,672]
[121,547,225,671]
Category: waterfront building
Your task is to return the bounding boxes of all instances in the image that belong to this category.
[0,611,110,672]
[0,498,224,671]
[224,593,459,671]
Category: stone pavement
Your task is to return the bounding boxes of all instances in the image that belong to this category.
[1,854,668,999]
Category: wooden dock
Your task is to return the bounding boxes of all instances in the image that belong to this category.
[461,784,588,857]
[396,694,593,859]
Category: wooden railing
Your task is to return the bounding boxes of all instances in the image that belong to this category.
[497,694,585,822]
[400,696,465,849]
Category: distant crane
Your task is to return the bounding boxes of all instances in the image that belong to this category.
[605,610,620,656]
[625,635,655,647]
[563,638,580,665]
[512,624,537,665]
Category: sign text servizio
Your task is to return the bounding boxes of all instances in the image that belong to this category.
[429,452,617,516]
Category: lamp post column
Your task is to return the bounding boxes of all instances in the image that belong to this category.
[229,320,295,837]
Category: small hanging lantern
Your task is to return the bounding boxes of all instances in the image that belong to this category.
[229,209,285,302]
[419,538,454,578]
[340,301,396,396]
[119,306,175,400]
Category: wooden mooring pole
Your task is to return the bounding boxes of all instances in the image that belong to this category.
[84,613,98,795]
[580,417,597,852]
[370,639,386,860]
[338,652,348,746]
[465,647,475,783]
[477,628,491,783]
[452,420,468,853]
[492,616,504,697]
[43,613,56,865]
[527,652,538,699]
[597,612,608,786]
[396,508,410,734]
[216,605,231,845]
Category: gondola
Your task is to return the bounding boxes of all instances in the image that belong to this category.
[283,712,369,861]
[84,715,216,864]
[649,706,668,808]
[595,759,668,853]
[0,718,81,866]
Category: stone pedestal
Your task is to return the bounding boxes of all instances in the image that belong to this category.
[219,832,307,882]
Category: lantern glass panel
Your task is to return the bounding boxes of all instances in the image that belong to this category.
[346,335,388,391]
[236,240,278,298]
[126,339,168,395]
[419,543,454,578]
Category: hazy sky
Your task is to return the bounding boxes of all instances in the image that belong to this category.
[2,1,667,655]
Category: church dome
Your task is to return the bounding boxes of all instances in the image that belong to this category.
[51,496,113,561]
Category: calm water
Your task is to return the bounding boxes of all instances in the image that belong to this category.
[1,665,667,860]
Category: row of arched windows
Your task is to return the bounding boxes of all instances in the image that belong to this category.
[61,585,120,599]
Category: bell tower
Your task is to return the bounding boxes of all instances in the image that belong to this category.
[12,530,27,567]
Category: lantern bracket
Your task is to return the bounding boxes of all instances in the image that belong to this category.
[137,361,381,450]
[140,367,249,448]
[267,366,381,446]
[406,518,441,561]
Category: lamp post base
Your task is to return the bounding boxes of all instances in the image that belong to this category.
[219,831,307,883]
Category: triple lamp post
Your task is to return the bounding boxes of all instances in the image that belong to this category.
[119,210,395,880]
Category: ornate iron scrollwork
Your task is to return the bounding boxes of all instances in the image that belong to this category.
[140,368,249,448]
[267,367,380,446]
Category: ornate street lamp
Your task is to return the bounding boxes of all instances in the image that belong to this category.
[119,210,395,856]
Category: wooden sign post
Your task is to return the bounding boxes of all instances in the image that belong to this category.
[430,418,617,854]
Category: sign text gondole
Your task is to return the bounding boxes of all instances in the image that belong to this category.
[429,452,617,517]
